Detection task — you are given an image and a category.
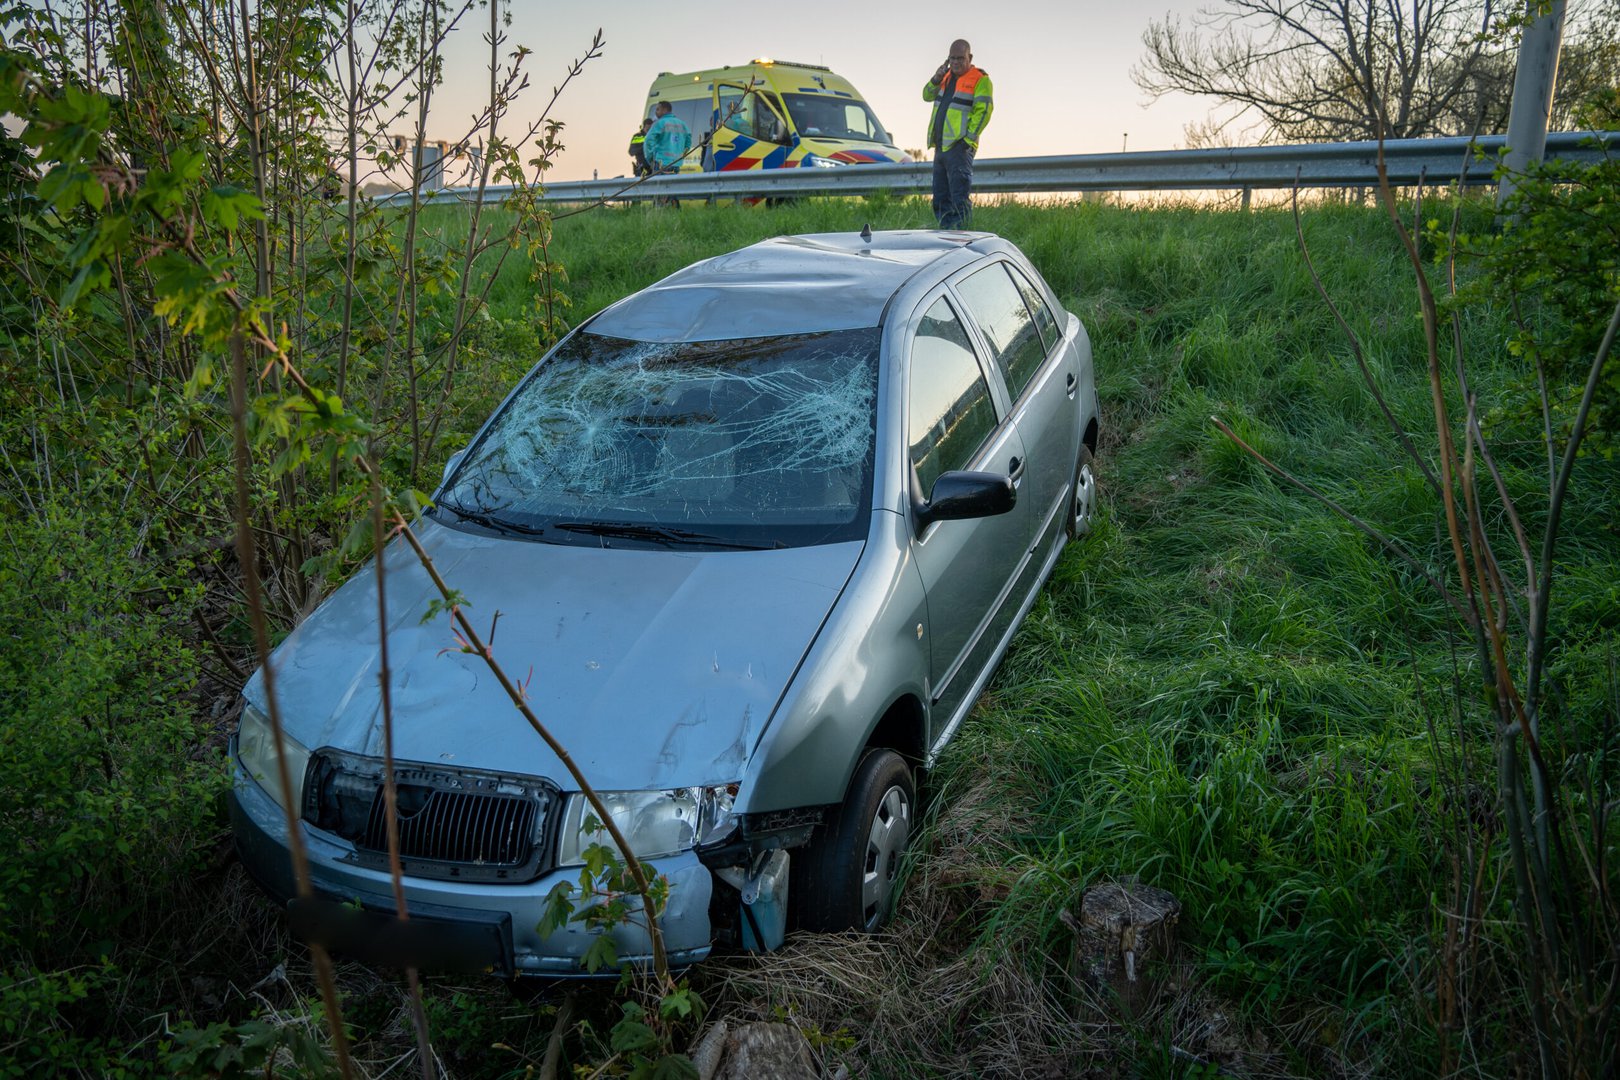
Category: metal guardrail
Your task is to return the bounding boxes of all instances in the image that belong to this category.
[375,131,1615,208]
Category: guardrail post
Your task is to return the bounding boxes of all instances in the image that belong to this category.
[1241,186,1252,211]
[1497,0,1567,209]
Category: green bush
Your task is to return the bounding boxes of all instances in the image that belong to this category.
[0,499,222,955]
[0,495,226,1073]
[1450,146,1620,452]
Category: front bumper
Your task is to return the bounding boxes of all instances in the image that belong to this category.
[228,766,714,976]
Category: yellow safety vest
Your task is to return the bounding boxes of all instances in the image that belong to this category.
[923,66,993,151]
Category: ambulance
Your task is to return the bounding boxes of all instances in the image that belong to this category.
[643,60,911,173]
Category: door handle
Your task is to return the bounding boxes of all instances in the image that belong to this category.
[1065,371,1077,399]
[1008,455,1026,485]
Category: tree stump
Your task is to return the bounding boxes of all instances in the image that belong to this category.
[1064,880,1182,1014]
[691,1020,818,1080]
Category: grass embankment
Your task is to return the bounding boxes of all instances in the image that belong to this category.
[6,194,1613,1077]
[471,196,1612,1077]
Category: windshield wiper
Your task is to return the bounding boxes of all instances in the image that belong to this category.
[554,521,784,550]
[435,502,547,537]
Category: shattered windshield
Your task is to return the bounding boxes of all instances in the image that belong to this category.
[439,328,880,548]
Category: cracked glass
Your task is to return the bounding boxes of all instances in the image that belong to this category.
[439,328,880,548]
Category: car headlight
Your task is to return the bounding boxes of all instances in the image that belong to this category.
[556,786,737,865]
[809,156,844,168]
[236,700,312,813]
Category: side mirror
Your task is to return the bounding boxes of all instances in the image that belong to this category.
[914,469,1016,530]
[441,449,466,486]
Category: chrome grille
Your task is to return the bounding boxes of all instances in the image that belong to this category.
[303,750,556,882]
[363,786,537,866]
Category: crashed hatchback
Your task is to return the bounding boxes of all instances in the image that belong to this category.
[230,229,1100,975]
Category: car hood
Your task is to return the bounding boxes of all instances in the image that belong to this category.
[246,518,863,792]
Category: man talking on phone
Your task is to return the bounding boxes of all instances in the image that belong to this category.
[923,39,993,228]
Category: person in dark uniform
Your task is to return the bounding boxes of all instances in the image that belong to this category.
[629,116,653,177]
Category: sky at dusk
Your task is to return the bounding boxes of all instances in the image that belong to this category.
[422,0,1219,182]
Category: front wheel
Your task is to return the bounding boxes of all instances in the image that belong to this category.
[1067,442,1097,540]
[791,749,914,933]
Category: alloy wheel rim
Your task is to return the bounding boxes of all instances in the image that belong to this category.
[1072,460,1097,536]
[859,785,912,929]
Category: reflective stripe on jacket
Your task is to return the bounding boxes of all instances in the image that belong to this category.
[645,115,692,171]
[923,66,992,151]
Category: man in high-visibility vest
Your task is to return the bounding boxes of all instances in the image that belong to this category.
[923,40,992,228]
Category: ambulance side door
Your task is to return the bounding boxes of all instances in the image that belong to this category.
[711,82,792,170]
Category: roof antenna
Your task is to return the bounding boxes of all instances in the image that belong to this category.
[860,223,872,243]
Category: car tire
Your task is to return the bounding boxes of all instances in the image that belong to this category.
[791,748,914,933]
[1067,442,1097,540]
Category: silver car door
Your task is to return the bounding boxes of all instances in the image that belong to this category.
[903,292,1033,742]
[951,259,1080,557]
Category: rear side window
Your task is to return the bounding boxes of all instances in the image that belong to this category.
[908,298,997,496]
[1007,264,1059,352]
[955,263,1048,402]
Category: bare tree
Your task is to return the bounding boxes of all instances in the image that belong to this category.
[1134,0,1615,145]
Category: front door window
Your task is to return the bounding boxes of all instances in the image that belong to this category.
[907,297,999,498]
[714,84,789,144]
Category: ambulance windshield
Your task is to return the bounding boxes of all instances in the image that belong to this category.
[781,94,892,145]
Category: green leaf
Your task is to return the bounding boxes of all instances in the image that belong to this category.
[582,840,617,880]
[609,1017,657,1053]
[659,986,695,1020]
[37,164,84,212]
[419,591,468,625]
[536,880,575,938]
[202,184,265,232]
[583,933,619,974]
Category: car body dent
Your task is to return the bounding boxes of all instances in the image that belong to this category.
[249,518,865,793]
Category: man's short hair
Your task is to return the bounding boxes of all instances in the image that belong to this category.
[655,101,672,116]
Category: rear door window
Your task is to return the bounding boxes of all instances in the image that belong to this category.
[954,262,1048,402]
[1007,264,1059,353]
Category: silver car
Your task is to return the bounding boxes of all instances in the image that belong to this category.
[230,229,1099,976]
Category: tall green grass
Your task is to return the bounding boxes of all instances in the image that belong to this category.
[438,194,1615,1075]
[20,193,1599,1076]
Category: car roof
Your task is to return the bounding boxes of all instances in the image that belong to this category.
[585,229,995,343]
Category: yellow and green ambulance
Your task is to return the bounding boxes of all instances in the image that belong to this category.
[643,60,911,173]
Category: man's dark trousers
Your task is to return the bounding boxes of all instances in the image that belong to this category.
[932,141,975,228]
